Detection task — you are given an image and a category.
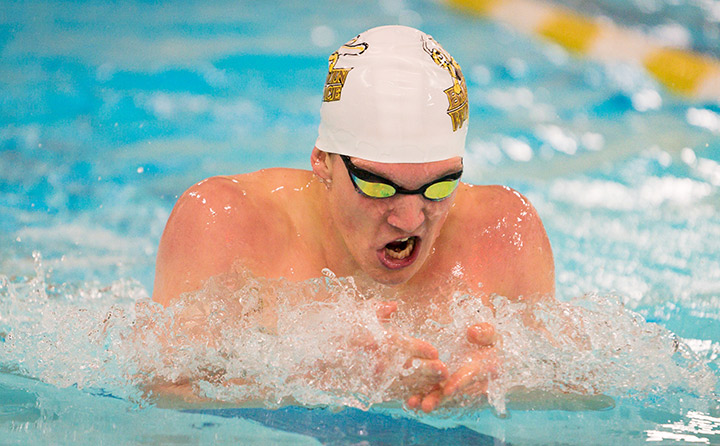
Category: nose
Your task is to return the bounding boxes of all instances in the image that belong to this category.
[386,195,426,233]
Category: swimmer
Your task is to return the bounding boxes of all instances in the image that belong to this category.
[152,25,554,412]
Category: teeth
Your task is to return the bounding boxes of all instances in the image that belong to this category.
[385,237,415,260]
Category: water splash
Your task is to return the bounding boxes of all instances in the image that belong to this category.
[0,252,150,404]
[0,254,717,416]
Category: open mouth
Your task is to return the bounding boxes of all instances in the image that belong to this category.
[378,236,420,269]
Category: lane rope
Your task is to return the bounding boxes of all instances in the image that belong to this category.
[449,0,720,101]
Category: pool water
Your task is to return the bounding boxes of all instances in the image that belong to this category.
[1,0,719,444]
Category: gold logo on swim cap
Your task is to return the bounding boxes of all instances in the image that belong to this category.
[323,37,368,102]
[422,36,469,132]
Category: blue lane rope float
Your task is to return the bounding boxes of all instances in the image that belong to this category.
[448,0,720,102]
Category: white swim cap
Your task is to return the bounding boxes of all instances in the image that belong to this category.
[315,25,469,164]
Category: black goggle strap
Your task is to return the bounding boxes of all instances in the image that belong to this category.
[340,155,396,186]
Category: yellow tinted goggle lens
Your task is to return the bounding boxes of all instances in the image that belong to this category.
[353,176,396,198]
[423,179,459,200]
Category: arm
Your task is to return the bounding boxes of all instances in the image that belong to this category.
[147,177,265,403]
[498,186,555,301]
[463,185,555,301]
[152,176,260,307]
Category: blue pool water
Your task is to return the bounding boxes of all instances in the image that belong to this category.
[1,0,719,444]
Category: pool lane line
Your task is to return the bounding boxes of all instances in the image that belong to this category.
[448,0,720,102]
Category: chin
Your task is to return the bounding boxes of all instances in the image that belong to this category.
[373,275,408,286]
[368,266,418,286]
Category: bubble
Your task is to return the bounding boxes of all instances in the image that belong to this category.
[505,58,527,79]
[536,125,578,155]
[687,108,720,133]
[632,88,662,112]
[311,26,336,48]
[581,132,605,151]
[681,147,697,165]
[501,137,533,162]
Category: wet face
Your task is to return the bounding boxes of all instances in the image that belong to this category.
[321,153,463,285]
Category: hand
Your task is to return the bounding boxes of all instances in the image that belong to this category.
[373,302,449,397]
[407,322,499,413]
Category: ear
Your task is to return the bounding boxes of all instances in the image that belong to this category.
[311,147,333,181]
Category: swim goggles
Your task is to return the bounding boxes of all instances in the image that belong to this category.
[339,154,462,201]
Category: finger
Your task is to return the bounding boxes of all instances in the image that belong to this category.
[376,301,398,323]
[386,331,439,360]
[443,349,498,396]
[463,379,489,396]
[467,322,497,346]
[443,363,478,396]
[406,394,422,409]
[402,358,449,383]
[398,336,439,360]
[421,388,444,413]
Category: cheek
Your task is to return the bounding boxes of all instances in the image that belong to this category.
[427,199,453,218]
[424,201,454,230]
[330,190,372,233]
[349,201,387,233]
[338,190,387,224]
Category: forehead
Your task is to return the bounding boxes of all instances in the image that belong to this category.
[349,156,463,185]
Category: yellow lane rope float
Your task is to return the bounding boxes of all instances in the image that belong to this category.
[449,0,720,101]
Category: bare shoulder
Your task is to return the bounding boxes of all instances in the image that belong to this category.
[458,184,543,229]
[152,168,311,306]
[168,173,268,237]
[444,183,555,299]
[168,168,312,240]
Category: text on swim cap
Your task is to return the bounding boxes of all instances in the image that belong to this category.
[323,37,368,103]
[422,35,469,132]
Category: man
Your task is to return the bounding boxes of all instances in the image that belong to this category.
[152,25,554,412]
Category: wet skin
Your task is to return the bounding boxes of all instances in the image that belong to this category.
[152,148,555,411]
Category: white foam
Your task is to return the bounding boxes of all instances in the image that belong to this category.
[1,258,716,414]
